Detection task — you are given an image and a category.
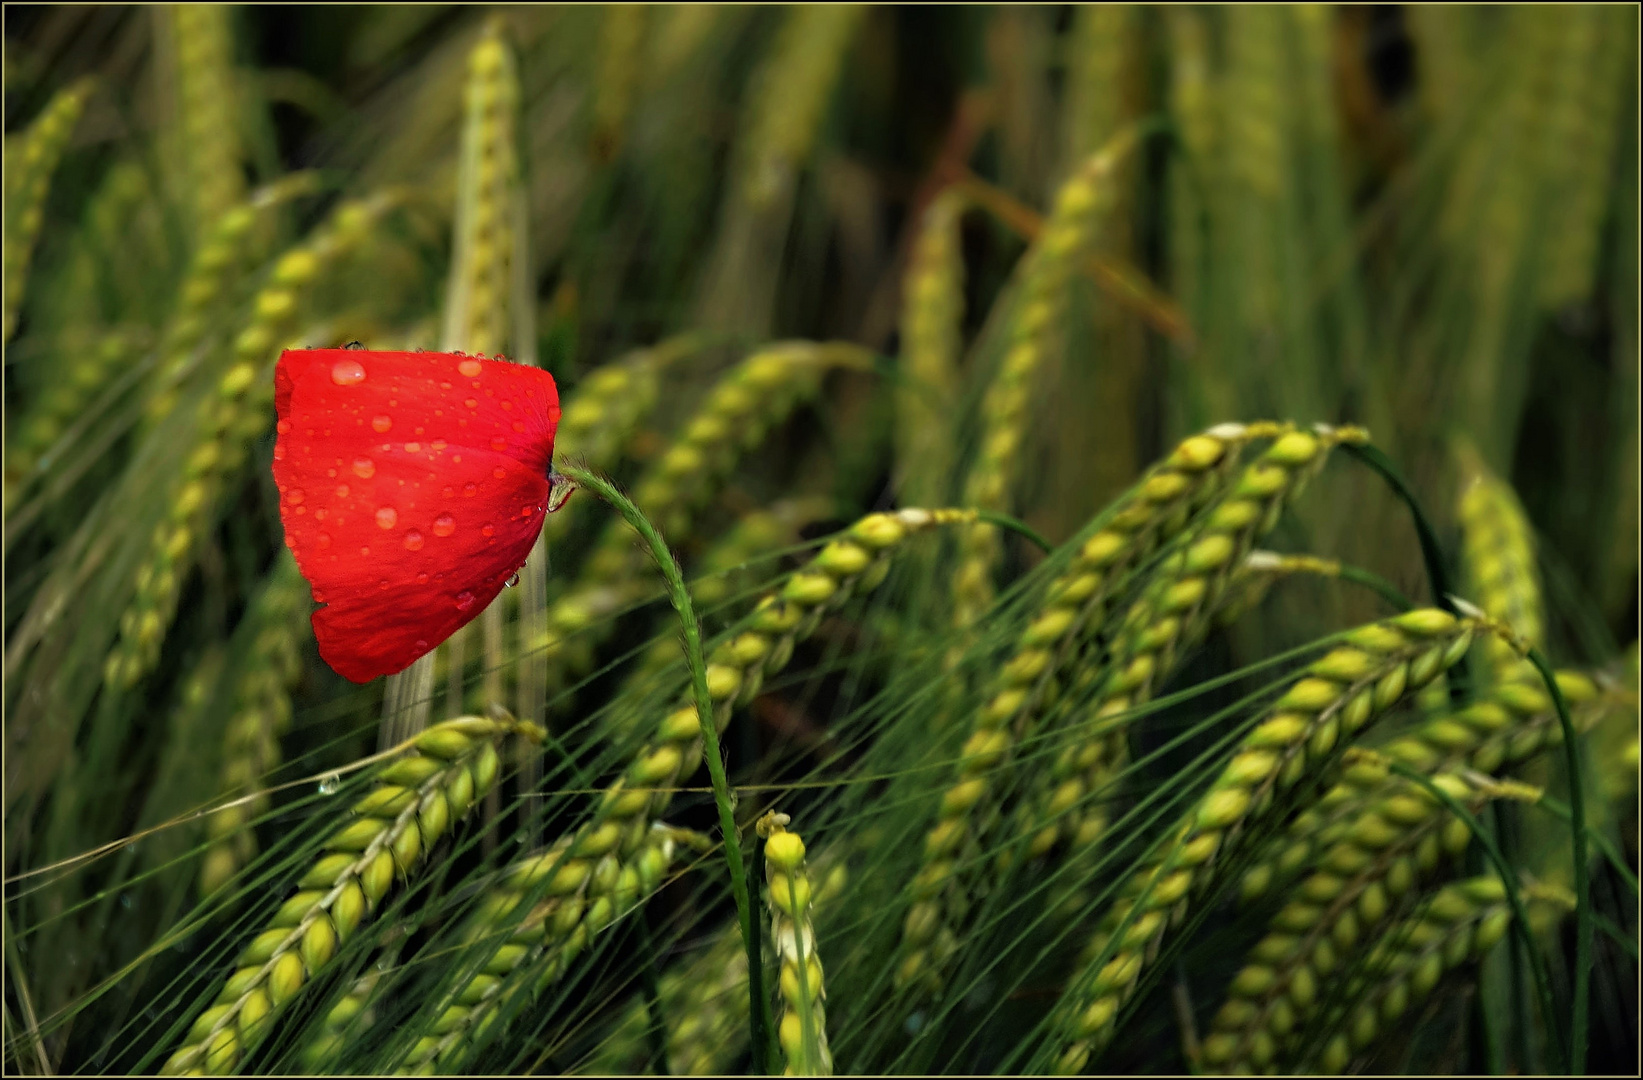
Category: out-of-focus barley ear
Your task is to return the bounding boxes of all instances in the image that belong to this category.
[759,812,832,1075]
[390,822,691,1072]
[4,327,148,515]
[442,18,521,359]
[738,6,865,214]
[533,343,871,690]
[951,130,1141,631]
[1455,441,1543,684]
[1537,5,1629,310]
[897,423,1276,991]
[1019,425,1368,867]
[897,188,966,508]
[1240,670,1605,905]
[199,555,311,896]
[157,5,247,241]
[1201,767,1540,1073]
[298,955,396,1070]
[1289,876,1574,1073]
[145,173,323,426]
[1044,607,1481,1072]
[696,6,864,334]
[103,191,401,692]
[2,77,94,341]
[160,714,542,1075]
[591,6,646,162]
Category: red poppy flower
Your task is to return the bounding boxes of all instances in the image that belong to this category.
[272,348,562,682]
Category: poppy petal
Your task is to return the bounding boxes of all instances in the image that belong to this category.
[272,349,559,682]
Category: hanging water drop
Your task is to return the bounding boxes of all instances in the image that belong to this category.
[318,773,341,795]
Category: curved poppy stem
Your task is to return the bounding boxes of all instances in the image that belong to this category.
[555,463,768,1074]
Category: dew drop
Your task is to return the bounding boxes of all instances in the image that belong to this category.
[276,419,292,435]
[415,572,429,584]
[415,426,425,436]
[458,358,482,377]
[500,400,514,411]
[316,532,331,548]
[490,436,508,451]
[403,529,424,551]
[318,773,341,795]
[512,421,526,433]
[414,639,429,652]
[352,456,376,479]
[360,546,371,556]
[433,513,456,537]
[440,381,453,390]
[442,486,455,498]
[493,467,507,479]
[455,590,476,611]
[431,439,447,451]
[465,398,479,409]
[372,415,392,433]
[273,444,286,460]
[379,579,390,590]
[327,467,337,478]
[314,508,327,521]
[287,488,305,505]
[335,483,350,497]
[504,572,520,588]
[404,441,422,453]
[463,483,478,497]
[481,523,495,537]
[331,359,367,386]
[375,506,398,529]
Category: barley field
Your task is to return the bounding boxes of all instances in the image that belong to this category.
[3,5,1638,1075]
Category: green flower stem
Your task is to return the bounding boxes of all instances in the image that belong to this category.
[1525,644,1590,1074]
[557,463,767,1074]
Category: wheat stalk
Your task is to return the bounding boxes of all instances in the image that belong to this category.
[160,714,542,1074]
[1044,607,1481,1072]
[1202,765,1541,1073]
[759,811,832,1075]
[2,77,93,342]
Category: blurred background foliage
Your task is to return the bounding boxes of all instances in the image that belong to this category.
[2,4,1637,1076]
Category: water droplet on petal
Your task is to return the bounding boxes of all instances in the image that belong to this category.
[512,421,526,433]
[287,488,306,505]
[493,467,507,480]
[464,398,479,409]
[352,456,376,479]
[433,513,456,537]
[375,506,398,529]
[335,483,350,497]
[500,400,514,411]
[458,358,482,377]
[403,529,424,550]
[372,415,392,433]
[481,524,495,537]
[463,483,478,497]
[331,359,367,385]
[431,440,447,451]
[490,436,508,451]
[455,590,475,611]
[316,532,331,548]
[276,419,292,435]
[314,508,326,521]
[415,572,428,584]
[318,773,341,795]
[379,579,390,590]
[273,444,286,460]
[360,546,371,556]
[404,441,421,453]
[414,639,429,652]
[504,572,520,588]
